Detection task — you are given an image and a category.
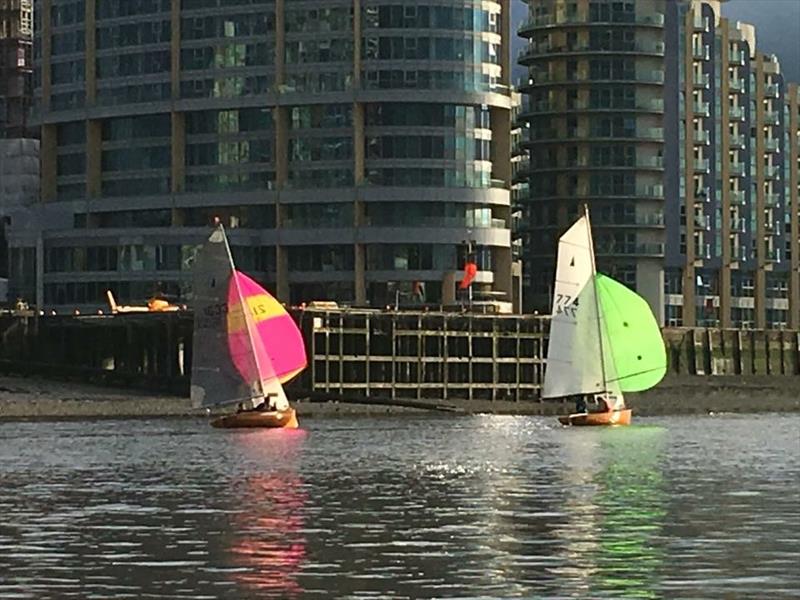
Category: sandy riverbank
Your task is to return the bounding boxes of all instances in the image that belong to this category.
[0,373,798,420]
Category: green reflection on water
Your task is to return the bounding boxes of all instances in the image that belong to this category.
[592,426,668,598]
[559,425,668,598]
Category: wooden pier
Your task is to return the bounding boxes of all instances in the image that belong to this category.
[0,309,798,400]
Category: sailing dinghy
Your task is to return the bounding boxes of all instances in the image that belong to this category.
[191,223,307,429]
[542,207,666,426]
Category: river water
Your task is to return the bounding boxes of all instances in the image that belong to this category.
[0,414,797,599]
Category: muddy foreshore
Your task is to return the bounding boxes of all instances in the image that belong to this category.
[0,373,798,421]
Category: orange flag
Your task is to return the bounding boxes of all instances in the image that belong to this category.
[459,262,477,289]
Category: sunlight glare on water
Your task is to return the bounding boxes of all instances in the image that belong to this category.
[0,414,798,598]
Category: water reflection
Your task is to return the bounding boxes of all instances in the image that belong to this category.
[0,416,797,598]
[230,473,306,596]
[225,430,307,598]
[556,427,667,598]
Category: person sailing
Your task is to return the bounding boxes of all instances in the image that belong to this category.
[254,393,290,413]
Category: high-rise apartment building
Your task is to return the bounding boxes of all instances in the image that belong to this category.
[18,0,518,311]
[517,0,667,317]
[517,0,800,329]
[0,0,33,137]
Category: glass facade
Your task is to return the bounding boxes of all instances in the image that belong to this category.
[285,4,352,93]
[366,102,492,187]
[186,108,275,192]
[288,103,353,188]
[101,114,171,197]
[46,0,86,111]
[180,1,275,99]
[28,0,513,310]
[361,3,501,93]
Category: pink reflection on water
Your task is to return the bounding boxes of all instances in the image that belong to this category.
[228,430,308,597]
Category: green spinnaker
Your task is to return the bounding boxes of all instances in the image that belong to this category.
[595,274,666,392]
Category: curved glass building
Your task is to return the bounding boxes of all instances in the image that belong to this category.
[517,0,667,314]
[28,0,516,310]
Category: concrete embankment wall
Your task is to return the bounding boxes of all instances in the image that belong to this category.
[0,310,797,415]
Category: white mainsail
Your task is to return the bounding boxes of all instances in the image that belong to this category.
[541,214,620,402]
[190,227,260,409]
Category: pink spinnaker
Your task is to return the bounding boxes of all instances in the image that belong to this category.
[226,271,307,394]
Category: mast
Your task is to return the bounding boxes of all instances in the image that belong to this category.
[584,205,609,393]
[217,222,268,401]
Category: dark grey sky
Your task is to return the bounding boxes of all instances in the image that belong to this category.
[724,0,800,83]
[511,0,800,83]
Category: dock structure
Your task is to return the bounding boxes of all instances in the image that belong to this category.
[0,309,798,400]
[294,309,547,402]
[0,312,192,394]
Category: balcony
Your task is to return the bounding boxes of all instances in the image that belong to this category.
[729,162,746,177]
[729,78,745,93]
[693,72,710,88]
[732,246,749,263]
[764,193,781,207]
[729,106,745,120]
[639,156,664,169]
[729,190,746,205]
[694,243,712,261]
[730,217,746,233]
[645,13,666,26]
[764,165,780,179]
[729,48,746,65]
[636,212,665,226]
[524,98,664,114]
[517,13,664,35]
[765,138,780,153]
[694,214,711,230]
[519,42,666,60]
[692,45,709,60]
[765,248,781,263]
[641,127,664,140]
[640,185,664,198]
[522,70,664,87]
[693,13,708,31]
[694,158,710,173]
[639,13,665,27]
[694,129,710,144]
[729,133,745,148]
[765,83,780,98]
[597,243,665,257]
[639,70,665,84]
[764,111,780,125]
[693,101,710,117]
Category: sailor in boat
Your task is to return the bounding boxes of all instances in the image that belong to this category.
[591,395,615,413]
[570,394,612,415]
[573,394,588,414]
[246,394,290,413]
[253,397,271,412]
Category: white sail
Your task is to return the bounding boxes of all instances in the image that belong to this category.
[190,227,261,409]
[542,215,612,399]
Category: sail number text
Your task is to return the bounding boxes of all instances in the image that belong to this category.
[555,294,579,318]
